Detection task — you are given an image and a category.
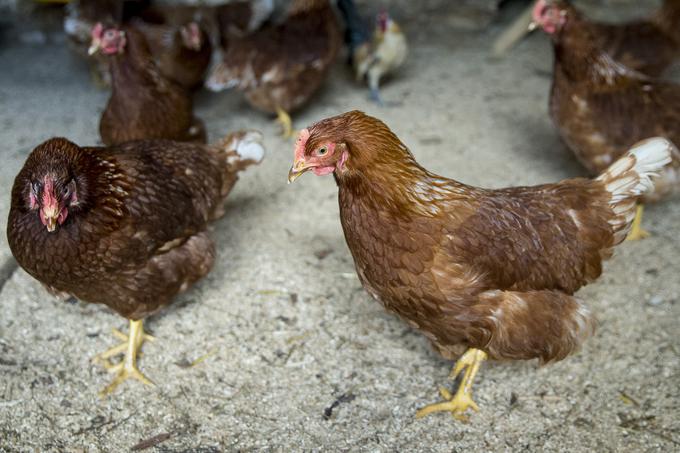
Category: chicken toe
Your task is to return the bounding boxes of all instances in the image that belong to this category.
[416,348,487,421]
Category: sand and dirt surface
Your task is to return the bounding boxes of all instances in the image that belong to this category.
[0,1,678,451]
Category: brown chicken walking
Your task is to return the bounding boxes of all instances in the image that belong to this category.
[288,111,673,420]
[8,132,264,395]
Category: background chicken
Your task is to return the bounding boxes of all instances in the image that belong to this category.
[205,0,341,138]
[288,110,672,420]
[7,131,264,395]
[533,0,680,239]
[89,22,206,145]
[337,0,408,105]
[532,0,679,77]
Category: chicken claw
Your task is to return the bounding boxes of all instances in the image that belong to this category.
[276,108,294,139]
[94,319,155,396]
[416,348,487,421]
[626,205,650,241]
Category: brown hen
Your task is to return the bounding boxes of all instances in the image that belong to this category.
[8,132,264,395]
[533,0,680,239]
[205,0,341,137]
[288,111,673,420]
[89,23,206,145]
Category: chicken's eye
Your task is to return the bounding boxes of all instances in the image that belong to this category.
[317,147,328,156]
[104,30,115,39]
[32,181,42,194]
[62,185,70,196]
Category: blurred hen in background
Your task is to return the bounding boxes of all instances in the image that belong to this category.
[337,0,408,105]
[533,0,680,240]
[89,23,206,145]
[205,0,341,138]
[8,131,265,395]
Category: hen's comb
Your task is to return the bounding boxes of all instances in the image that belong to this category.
[294,129,311,161]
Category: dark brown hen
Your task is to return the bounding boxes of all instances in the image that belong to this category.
[8,132,264,395]
[288,111,672,420]
[205,0,341,137]
[533,0,680,239]
[90,23,206,145]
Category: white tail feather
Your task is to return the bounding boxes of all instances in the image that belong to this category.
[597,137,674,241]
[218,130,265,166]
[598,137,673,201]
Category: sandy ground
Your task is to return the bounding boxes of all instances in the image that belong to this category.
[1,2,679,451]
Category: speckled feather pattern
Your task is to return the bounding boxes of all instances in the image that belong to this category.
[548,9,680,202]
[8,136,258,320]
[303,112,666,363]
[100,27,205,145]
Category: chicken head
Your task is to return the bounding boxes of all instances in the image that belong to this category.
[89,22,126,56]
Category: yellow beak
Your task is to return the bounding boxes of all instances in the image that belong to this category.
[527,21,538,32]
[42,205,59,233]
[287,159,311,184]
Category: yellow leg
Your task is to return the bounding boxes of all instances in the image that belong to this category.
[416,348,487,421]
[94,319,155,396]
[275,108,294,139]
[626,205,650,241]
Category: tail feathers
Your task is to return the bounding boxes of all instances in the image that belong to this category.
[472,289,595,363]
[597,137,674,241]
[216,130,265,169]
[208,130,265,219]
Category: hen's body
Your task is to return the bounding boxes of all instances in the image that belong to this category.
[546,14,680,202]
[206,0,341,115]
[100,27,205,145]
[9,137,255,319]
[338,145,613,362]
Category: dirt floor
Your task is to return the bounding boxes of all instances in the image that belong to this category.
[0,1,679,452]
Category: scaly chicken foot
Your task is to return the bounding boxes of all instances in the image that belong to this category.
[416,348,487,421]
[94,319,155,396]
[626,205,650,241]
[275,108,294,139]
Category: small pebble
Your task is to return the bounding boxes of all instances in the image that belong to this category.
[647,295,663,306]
